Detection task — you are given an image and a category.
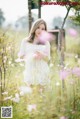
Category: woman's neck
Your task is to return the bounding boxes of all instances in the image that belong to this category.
[33,36,39,44]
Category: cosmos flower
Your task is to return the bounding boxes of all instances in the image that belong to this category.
[60,69,69,80]
[55,82,60,86]
[15,58,25,62]
[75,54,78,59]
[2,91,8,95]
[38,31,53,44]
[19,86,32,95]
[11,93,20,103]
[72,67,80,77]
[49,63,54,68]
[60,116,67,119]
[68,28,77,37]
[27,104,37,112]
[8,61,12,64]
[4,95,12,101]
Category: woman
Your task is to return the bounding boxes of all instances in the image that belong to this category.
[18,19,51,87]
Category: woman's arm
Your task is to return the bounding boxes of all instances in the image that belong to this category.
[18,39,26,59]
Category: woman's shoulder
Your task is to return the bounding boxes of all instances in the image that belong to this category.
[22,37,29,42]
[21,37,30,44]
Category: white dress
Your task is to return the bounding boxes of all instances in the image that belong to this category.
[18,39,51,86]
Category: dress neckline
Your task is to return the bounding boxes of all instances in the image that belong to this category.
[26,42,45,46]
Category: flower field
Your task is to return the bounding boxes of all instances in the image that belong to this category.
[0,28,80,119]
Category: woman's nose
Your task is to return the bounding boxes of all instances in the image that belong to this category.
[39,29,42,33]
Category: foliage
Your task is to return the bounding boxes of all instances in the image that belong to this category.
[0,29,27,91]
[45,0,80,26]
[70,13,80,25]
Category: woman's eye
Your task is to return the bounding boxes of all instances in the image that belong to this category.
[42,28,45,30]
[37,27,39,29]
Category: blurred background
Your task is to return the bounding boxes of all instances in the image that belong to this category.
[0,0,80,119]
[0,0,80,31]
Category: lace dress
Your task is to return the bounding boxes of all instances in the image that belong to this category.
[18,39,51,85]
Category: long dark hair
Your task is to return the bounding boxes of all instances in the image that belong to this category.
[26,19,47,43]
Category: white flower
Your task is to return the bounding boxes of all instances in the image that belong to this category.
[19,86,32,95]
[57,64,60,67]
[15,58,24,63]
[64,66,67,70]
[3,56,7,63]
[65,63,69,67]
[60,116,67,119]
[27,104,37,112]
[19,63,24,67]
[55,82,60,86]
[49,63,54,67]
[11,97,20,103]
[75,54,78,59]
[8,61,12,64]
[4,95,12,101]
[2,91,8,95]
[15,93,19,98]
[19,91,24,96]
[11,93,20,103]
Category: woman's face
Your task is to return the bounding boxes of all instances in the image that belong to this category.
[34,23,46,37]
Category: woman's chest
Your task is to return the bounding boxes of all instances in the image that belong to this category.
[25,43,46,53]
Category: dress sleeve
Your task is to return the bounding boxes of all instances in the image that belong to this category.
[18,39,26,58]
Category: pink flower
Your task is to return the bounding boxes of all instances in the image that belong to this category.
[68,28,77,37]
[60,69,69,80]
[60,116,67,119]
[38,31,53,44]
[72,67,80,77]
[27,104,37,112]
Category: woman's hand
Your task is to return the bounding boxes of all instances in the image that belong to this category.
[34,51,45,60]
